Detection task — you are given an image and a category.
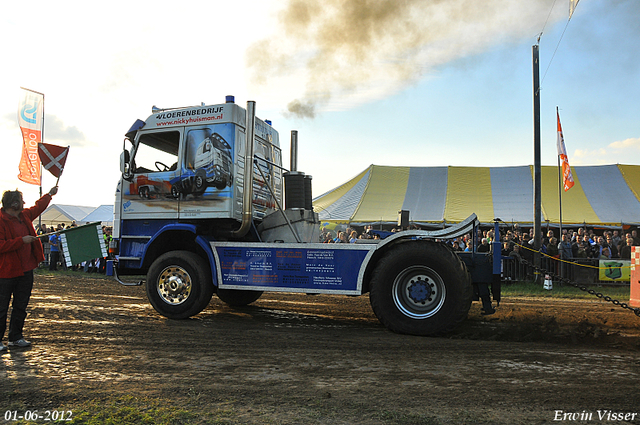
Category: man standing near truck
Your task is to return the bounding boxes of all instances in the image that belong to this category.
[48,228,61,271]
[0,186,57,351]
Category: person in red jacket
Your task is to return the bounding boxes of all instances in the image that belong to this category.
[0,186,57,351]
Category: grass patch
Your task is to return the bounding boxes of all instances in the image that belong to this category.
[501,281,630,300]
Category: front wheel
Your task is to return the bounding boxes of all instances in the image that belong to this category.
[146,251,214,319]
[369,241,472,336]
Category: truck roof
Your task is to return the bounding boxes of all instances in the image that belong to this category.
[142,101,279,147]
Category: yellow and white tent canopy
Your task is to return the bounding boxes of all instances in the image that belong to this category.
[312,164,640,226]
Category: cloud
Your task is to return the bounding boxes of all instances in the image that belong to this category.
[572,137,640,164]
[572,147,608,164]
[43,115,89,147]
[247,0,561,119]
[608,137,640,151]
[1,112,15,126]
[1,112,89,147]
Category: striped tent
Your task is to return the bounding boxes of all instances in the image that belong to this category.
[312,164,640,226]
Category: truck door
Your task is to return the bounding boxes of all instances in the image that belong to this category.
[178,123,236,219]
[121,128,183,220]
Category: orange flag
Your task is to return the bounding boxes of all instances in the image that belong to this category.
[556,108,575,192]
[17,88,44,185]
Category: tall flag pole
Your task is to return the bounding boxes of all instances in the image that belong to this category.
[17,87,45,186]
[556,107,574,250]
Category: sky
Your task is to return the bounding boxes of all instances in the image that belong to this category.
[0,0,638,209]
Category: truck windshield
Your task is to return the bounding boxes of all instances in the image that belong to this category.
[133,131,180,173]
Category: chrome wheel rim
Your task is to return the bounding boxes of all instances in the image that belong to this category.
[392,265,446,319]
[157,266,192,305]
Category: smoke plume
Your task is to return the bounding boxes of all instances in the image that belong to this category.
[247,0,559,119]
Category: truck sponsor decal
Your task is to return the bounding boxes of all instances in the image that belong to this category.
[155,106,223,120]
[154,107,225,127]
[213,243,375,294]
[156,114,224,127]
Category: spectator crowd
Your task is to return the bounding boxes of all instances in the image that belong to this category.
[320,222,639,262]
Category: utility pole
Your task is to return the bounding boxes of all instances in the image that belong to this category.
[532,44,542,281]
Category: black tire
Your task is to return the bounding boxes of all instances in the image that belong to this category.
[216,288,263,307]
[170,184,181,199]
[139,186,149,199]
[369,241,472,336]
[146,251,214,319]
[194,169,207,194]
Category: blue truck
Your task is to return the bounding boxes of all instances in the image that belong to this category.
[112,96,494,336]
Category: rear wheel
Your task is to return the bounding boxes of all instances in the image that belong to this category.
[146,251,214,319]
[369,241,472,336]
[216,288,263,306]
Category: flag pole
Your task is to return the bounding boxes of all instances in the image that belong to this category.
[38,89,45,230]
[557,107,563,241]
[54,145,69,187]
[40,91,44,230]
[557,107,563,279]
[558,155,563,234]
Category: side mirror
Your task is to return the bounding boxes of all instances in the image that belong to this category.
[120,150,133,181]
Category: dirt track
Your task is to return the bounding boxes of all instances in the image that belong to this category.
[1,273,640,424]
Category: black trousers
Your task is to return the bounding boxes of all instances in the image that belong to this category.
[49,250,59,271]
[0,270,34,342]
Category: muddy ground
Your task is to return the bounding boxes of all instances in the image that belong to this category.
[1,273,640,424]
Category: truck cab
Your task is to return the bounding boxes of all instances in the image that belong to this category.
[113,97,288,271]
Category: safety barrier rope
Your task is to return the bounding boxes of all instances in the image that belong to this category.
[511,241,632,271]
[503,241,640,317]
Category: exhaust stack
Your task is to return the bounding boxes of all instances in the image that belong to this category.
[290,130,298,172]
[231,101,256,238]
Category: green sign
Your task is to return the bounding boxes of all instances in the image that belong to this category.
[59,222,108,267]
[599,260,630,281]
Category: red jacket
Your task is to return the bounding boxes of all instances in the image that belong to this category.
[0,194,52,278]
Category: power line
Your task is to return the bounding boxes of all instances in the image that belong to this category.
[541,19,571,86]
[538,0,559,44]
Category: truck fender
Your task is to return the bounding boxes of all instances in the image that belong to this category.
[194,234,218,287]
[142,224,217,284]
[142,223,199,265]
[362,232,469,294]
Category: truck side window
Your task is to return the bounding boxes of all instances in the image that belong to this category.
[134,131,180,173]
[185,128,212,170]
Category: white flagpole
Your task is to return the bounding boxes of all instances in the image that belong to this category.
[20,87,45,227]
[557,107,563,242]
[558,155,563,257]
